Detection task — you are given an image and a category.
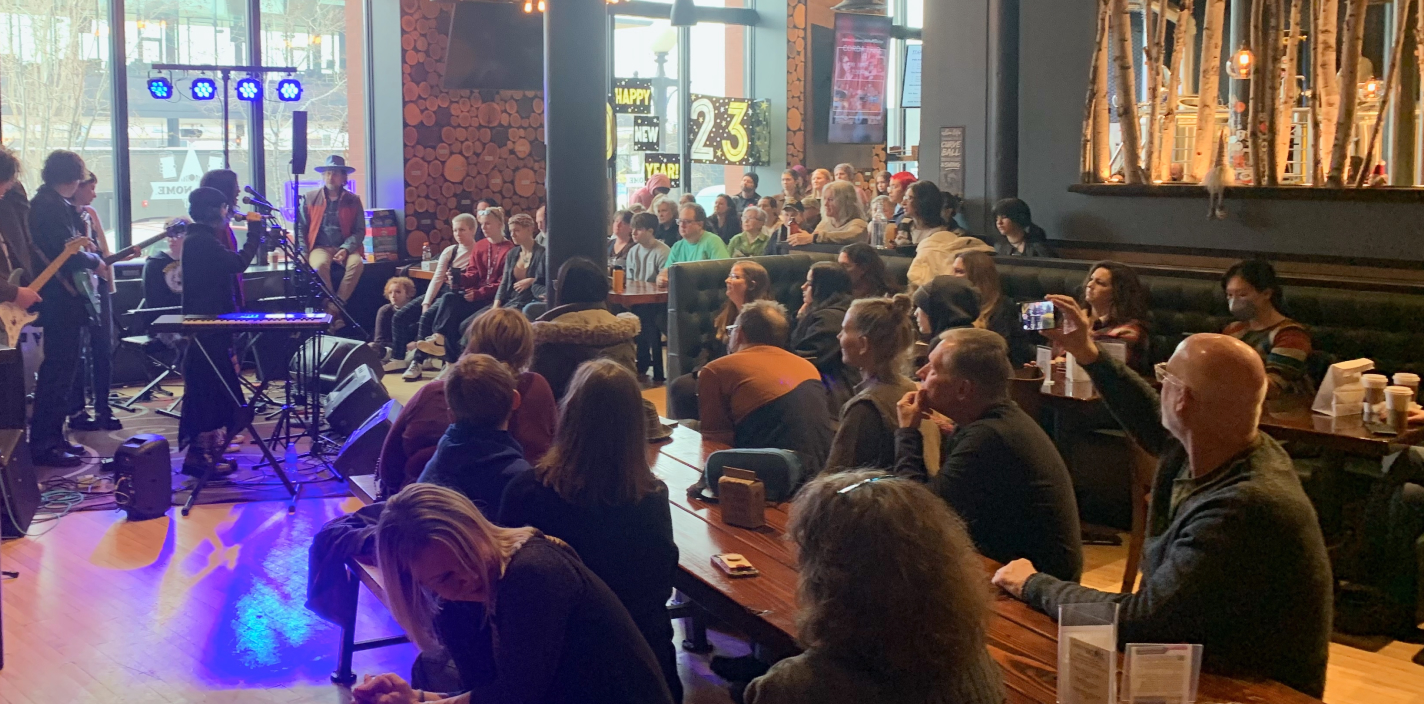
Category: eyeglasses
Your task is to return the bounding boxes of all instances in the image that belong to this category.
[724,324,738,334]
[837,475,891,494]
[676,219,700,225]
[1154,362,1186,388]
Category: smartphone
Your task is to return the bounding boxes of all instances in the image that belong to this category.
[1364,421,1400,437]
[712,553,759,578]
[1020,300,1059,331]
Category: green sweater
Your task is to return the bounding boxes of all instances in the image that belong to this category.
[666,232,730,265]
[727,230,771,258]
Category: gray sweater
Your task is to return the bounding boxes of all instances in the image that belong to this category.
[1022,355,1332,698]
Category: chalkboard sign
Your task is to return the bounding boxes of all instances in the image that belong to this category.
[634,115,661,152]
[644,153,682,188]
[611,78,654,114]
[688,95,771,166]
[940,126,965,198]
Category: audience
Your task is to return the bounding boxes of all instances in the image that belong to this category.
[632,172,673,210]
[992,198,1055,257]
[896,328,1083,581]
[699,300,834,480]
[416,354,530,516]
[627,212,672,384]
[994,299,1332,697]
[492,212,547,320]
[809,169,831,199]
[416,208,514,364]
[951,252,1032,366]
[534,204,547,246]
[609,209,636,269]
[499,359,682,702]
[652,195,681,248]
[372,276,418,363]
[778,168,804,206]
[788,181,866,246]
[727,206,772,257]
[404,212,476,380]
[362,483,674,704]
[839,243,902,298]
[799,196,823,233]
[768,201,804,255]
[912,275,982,344]
[709,195,741,243]
[532,257,640,399]
[874,169,892,197]
[744,471,1005,704]
[732,172,762,211]
[888,171,915,223]
[378,308,557,498]
[792,262,860,414]
[667,261,773,420]
[904,181,994,289]
[657,203,730,287]
[1054,260,1151,374]
[1221,259,1315,398]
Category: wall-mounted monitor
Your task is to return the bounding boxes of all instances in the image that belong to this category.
[443,3,545,92]
[828,12,890,144]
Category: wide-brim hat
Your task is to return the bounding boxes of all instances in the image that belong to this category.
[643,399,675,442]
[314,155,356,173]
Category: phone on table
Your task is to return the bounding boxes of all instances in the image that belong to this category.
[1364,421,1400,437]
[712,553,759,578]
[1020,300,1059,331]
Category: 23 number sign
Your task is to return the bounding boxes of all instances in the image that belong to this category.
[688,95,770,166]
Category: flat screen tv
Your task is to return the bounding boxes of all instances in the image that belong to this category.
[443,3,545,91]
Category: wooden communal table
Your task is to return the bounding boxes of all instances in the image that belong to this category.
[652,425,1323,704]
[1259,396,1424,456]
[406,261,437,281]
[607,279,668,307]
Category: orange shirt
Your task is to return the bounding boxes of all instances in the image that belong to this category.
[697,345,823,445]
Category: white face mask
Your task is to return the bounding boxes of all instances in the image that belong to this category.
[1228,296,1258,321]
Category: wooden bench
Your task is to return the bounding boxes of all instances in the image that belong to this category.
[331,475,410,686]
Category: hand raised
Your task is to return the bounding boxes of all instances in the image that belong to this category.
[1039,294,1098,364]
[896,389,928,429]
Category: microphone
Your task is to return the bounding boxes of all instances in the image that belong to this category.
[243,196,276,212]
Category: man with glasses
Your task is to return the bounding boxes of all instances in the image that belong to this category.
[656,203,729,287]
[992,294,1332,698]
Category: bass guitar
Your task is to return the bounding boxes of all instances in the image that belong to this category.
[71,231,172,320]
[0,237,89,347]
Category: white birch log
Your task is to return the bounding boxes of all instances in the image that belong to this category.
[1191,0,1228,181]
[1110,0,1146,182]
[1316,0,1342,181]
[1327,0,1369,186]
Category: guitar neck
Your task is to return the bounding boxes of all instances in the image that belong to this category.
[103,232,169,265]
[29,246,81,291]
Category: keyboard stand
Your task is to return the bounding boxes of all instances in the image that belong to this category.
[181,335,301,516]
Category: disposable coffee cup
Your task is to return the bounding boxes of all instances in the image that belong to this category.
[1387,386,1414,410]
[1363,374,1389,404]
[1394,373,1420,401]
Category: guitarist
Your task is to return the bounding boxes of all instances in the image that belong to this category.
[27,150,100,468]
[68,171,132,431]
[0,147,41,312]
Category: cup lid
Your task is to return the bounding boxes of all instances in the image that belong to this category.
[1394,372,1420,382]
[1363,374,1389,387]
[1386,385,1414,396]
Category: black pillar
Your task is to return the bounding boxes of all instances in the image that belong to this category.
[544,0,611,301]
[986,0,1019,208]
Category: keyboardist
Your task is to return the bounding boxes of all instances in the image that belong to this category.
[178,187,259,479]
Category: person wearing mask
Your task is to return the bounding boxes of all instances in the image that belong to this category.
[731,172,762,211]
[416,207,515,363]
[499,359,683,702]
[531,257,640,399]
[378,309,557,498]
[631,172,673,210]
[372,276,419,363]
[27,151,101,467]
[904,182,994,289]
[656,204,730,287]
[404,213,477,381]
[1052,261,1151,374]
[809,169,832,200]
[993,301,1332,698]
[838,243,902,299]
[951,251,1032,366]
[626,213,672,385]
[825,296,938,473]
[608,209,636,269]
[1220,259,1314,398]
[356,484,674,704]
[651,196,681,249]
[788,181,867,246]
[177,187,260,476]
[492,213,547,320]
[792,262,860,415]
[708,195,740,244]
[744,471,1006,704]
[0,147,42,315]
[727,206,772,258]
[992,198,1055,257]
[666,261,773,420]
[296,156,367,312]
[896,328,1083,582]
[68,171,135,431]
[778,169,804,207]
[699,300,834,480]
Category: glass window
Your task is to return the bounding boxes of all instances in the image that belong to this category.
[0,0,119,248]
[688,20,728,197]
[613,17,679,207]
[125,0,250,239]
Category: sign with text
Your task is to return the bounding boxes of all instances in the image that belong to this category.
[939,126,965,198]
[611,78,654,114]
[902,43,922,108]
[688,95,771,166]
[643,153,682,188]
[634,115,662,152]
[829,12,890,144]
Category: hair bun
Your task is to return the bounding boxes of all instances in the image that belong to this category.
[890,293,914,317]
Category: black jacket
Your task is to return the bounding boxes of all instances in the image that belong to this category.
[28,184,100,326]
[494,243,548,311]
[0,183,34,279]
[654,220,680,249]
[994,238,1056,258]
[182,222,257,316]
[790,292,861,415]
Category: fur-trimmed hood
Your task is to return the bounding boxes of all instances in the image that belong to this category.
[532,307,641,346]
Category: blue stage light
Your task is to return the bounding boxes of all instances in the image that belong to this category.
[235,77,262,101]
[276,78,302,102]
[191,77,217,100]
[147,77,173,100]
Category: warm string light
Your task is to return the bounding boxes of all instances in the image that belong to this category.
[1227,44,1254,79]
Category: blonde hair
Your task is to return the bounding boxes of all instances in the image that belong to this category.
[445,353,518,427]
[954,251,1003,329]
[452,212,477,230]
[481,206,507,227]
[377,484,539,651]
[821,181,865,226]
[845,294,917,380]
[383,276,416,301]
[652,195,677,216]
[463,307,535,372]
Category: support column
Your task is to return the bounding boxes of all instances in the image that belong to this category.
[544,0,611,296]
[986,0,1020,208]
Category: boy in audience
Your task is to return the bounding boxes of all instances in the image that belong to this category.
[627,213,670,385]
[417,353,528,519]
[370,276,418,363]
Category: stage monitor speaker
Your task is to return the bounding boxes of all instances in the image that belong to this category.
[291,110,308,175]
[0,347,23,429]
[113,434,172,521]
[333,399,402,478]
[325,365,390,438]
[293,336,383,393]
[0,429,40,538]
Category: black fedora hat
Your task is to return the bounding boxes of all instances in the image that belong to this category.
[314,155,356,174]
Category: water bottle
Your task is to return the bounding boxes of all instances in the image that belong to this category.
[869,215,887,248]
[421,242,432,262]
[284,442,298,469]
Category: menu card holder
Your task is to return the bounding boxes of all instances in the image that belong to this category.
[1057,602,1118,704]
[1121,643,1202,704]
[718,467,765,529]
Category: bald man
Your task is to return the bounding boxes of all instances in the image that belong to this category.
[993,294,1332,698]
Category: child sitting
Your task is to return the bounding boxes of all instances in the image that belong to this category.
[416,353,528,519]
[371,276,418,362]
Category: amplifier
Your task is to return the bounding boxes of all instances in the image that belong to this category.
[0,429,39,538]
[113,434,172,521]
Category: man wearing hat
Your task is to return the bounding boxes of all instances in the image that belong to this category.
[296,155,366,312]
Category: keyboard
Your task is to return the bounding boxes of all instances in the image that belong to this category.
[149,312,333,333]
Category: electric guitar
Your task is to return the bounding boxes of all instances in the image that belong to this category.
[0,237,89,347]
[71,231,171,320]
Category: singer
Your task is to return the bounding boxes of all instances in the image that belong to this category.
[295,155,366,321]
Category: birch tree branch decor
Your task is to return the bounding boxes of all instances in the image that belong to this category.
[1192,0,1228,181]
[1110,0,1147,183]
[1326,0,1368,187]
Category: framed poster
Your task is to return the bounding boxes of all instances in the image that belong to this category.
[829,12,890,144]
[643,153,682,188]
[940,126,965,197]
[688,95,772,166]
[634,115,661,152]
[611,78,654,114]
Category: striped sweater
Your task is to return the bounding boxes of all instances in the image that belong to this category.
[1223,318,1315,397]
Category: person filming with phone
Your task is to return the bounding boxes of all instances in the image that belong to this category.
[991,294,1332,698]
